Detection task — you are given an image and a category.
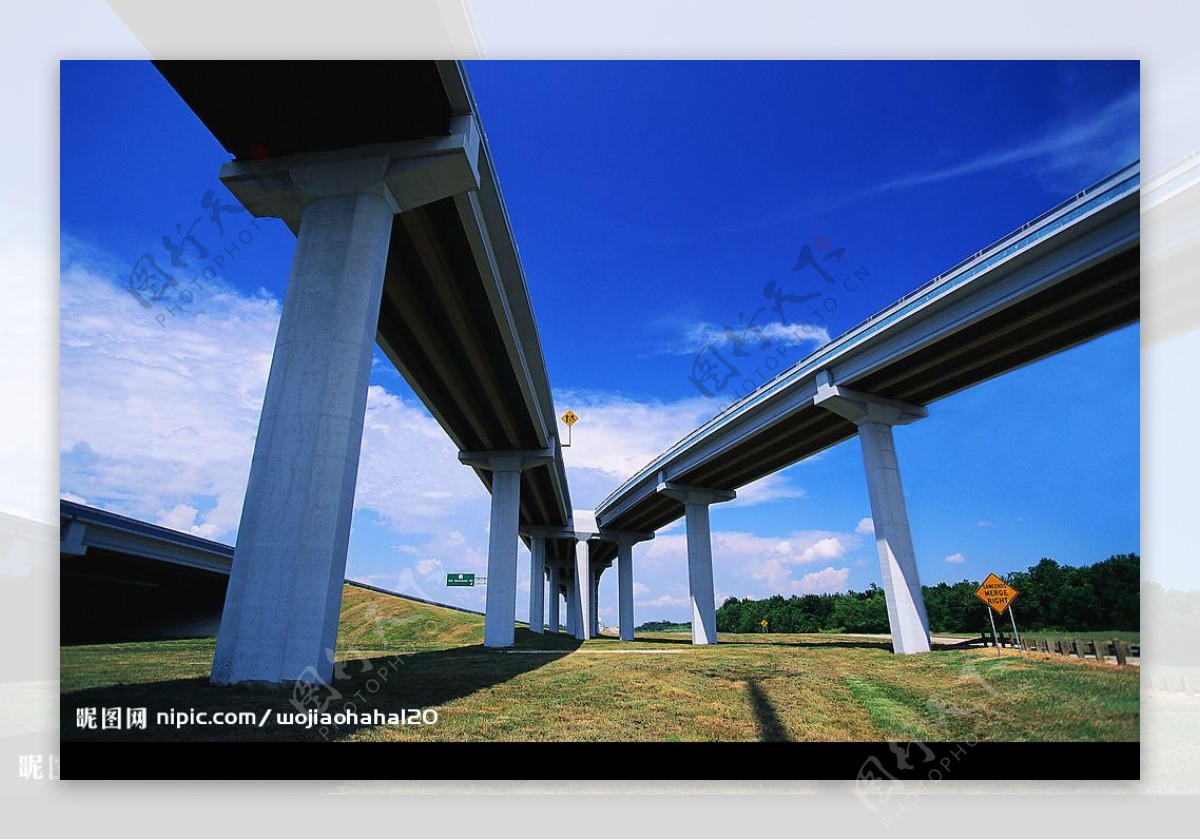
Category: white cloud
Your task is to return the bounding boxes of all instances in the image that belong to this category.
[728,473,806,507]
[60,253,279,540]
[355,385,491,533]
[59,247,492,543]
[792,566,851,595]
[855,517,874,535]
[153,502,224,540]
[638,528,861,601]
[636,592,691,610]
[644,529,855,568]
[632,581,649,597]
[945,552,967,564]
[414,557,443,577]
[652,317,831,358]
[555,392,718,509]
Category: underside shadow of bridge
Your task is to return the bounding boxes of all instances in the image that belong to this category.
[61,629,582,742]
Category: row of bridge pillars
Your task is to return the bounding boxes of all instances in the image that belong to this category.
[205,145,933,687]
[522,532,642,643]
[466,365,936,660]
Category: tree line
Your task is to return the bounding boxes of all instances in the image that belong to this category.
[715,554,1139,635]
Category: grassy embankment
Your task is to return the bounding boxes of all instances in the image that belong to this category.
[61,584,1140,742]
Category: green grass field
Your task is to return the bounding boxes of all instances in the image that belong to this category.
[61,585,1140,743]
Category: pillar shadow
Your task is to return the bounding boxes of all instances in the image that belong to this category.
[62,630,582,742]
[745,677,791,742]
[632,634,896,652]
[631,633,985,653]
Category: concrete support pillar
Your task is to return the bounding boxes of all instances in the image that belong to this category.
[212,182,394,685]
[460,450,553,648]
[684,502,718,645]
[210,127,482,685]
[657,483,736,646]
[528,537,546,634]
[590,566,604,636]
[814,374,931,655]
[483,460,522,648]
[547,565,561,633]
[567,575,579,636]
[574,539,592,640]
[617,538,635,642]
[857,421,931,654]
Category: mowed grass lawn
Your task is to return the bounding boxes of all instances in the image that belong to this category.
[61,585,1139,743]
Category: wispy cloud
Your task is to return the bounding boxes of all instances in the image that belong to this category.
[724,88,1139,233]
[728,473,806,507]
[945,552,967,564]
[877,89,1138,194]
[650,317,830,358]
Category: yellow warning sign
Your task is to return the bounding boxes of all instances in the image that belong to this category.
[561,410,579,427]
[975,572,1019,615]
[760,619,768,627]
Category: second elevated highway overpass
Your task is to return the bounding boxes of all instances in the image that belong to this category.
[593,162,1139,653]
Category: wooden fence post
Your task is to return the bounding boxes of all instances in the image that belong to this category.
[1112,640,1126,666]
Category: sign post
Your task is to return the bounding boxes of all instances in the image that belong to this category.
[760,619,768,634]
[975,572,1020,650]
[1008,605,1022,650]
[560,410,579,447]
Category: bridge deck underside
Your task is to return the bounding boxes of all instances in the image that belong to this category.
[603,244,1139,536]
[377,199,565,530]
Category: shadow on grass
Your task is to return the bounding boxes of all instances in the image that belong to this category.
[632,634,985,653]
[634,634,896,652]
[745,677,791,742]
[61,628,581,742]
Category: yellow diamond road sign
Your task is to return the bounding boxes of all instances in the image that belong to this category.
[975,572,1019,615]
[561,410,579,427]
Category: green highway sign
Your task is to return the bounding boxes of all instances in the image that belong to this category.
[447,573,476,587]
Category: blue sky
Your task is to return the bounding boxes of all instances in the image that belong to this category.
[59,60,1140,624]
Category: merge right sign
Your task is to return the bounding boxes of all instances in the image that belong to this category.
[975,572,1019,614]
